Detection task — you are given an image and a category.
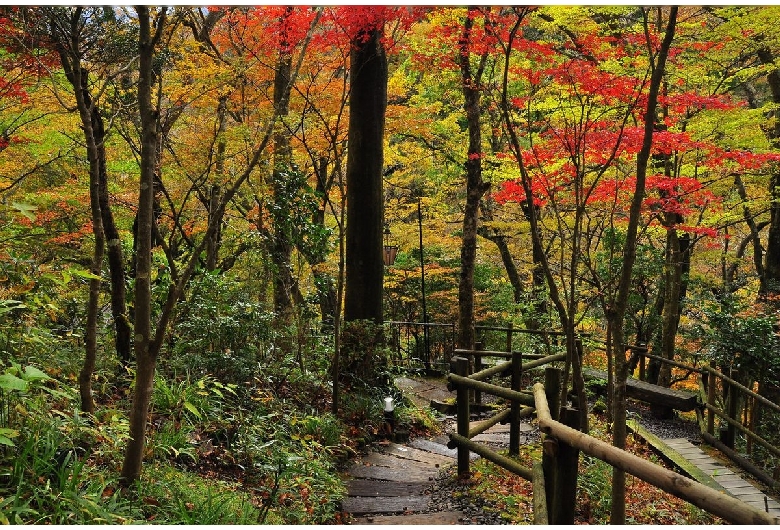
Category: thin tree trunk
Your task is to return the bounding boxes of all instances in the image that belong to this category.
[120,6,164,486]
[79,88,105,415]
[49,7,132,369]
[608,8,677,524]
[756,50,780,294]
[457,10,491,350]
[271,14,296,322]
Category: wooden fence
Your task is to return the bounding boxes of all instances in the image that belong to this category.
[631,350,780,486]
[447,351,780,525]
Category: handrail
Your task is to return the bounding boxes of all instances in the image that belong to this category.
[385,321,455,328]
[453,348,546,359]
[705,403,780,459]
[532,383,779,525]
[704,365,780,413]
[474,325,566,336]
[447,373,536,408]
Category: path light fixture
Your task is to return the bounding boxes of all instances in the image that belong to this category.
[383,224,398,267]
[383,396,395,432]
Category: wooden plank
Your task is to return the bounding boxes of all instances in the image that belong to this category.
[408,438,459,458]
[585,368,697,411]
[360,452,439,470]
[347,479,429,497]
[352,511,465,524]
[348,463,438,482]
[341,495,430,515]
[381,443,454,466]
[472,432,510,444]
[627,420,726,492]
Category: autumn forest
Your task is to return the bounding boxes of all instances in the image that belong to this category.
[1,5,780,524]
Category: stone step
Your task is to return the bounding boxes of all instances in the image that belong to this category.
[341,494,431,515]
[380,442,454,467]
[348,479,430,497]
[352,511,465,524]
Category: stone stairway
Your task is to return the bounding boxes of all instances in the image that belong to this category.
[342,440,465,524]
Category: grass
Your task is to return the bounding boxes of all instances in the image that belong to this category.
[0,355,360,525]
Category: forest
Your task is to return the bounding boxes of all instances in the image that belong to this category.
[1,5,779,524]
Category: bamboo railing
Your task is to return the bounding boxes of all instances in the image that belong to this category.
[446,347,780,525]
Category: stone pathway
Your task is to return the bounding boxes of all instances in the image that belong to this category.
[343,440,465,524]
[663,438,780,518]
[343,376,535,524]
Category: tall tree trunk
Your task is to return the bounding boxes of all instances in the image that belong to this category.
[49,7,132,368]
[271,13,296,322]
[608,8,677,524]
[121,6,164,486]
[457,10,491,350]
[343,27,386,324]
[656,230,690,387]
[205,95,228,271]
[757,50,780,294]
[76,72,105,415]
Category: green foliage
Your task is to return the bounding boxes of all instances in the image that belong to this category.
[340,319,392,387]
[152,373,238,424]
[169,270,274,385]
[0,363,138,524]
[689,293,780,381]
[137,464,258,524]
[578,454,613,521]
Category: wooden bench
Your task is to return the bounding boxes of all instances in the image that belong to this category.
[583,368,697,412]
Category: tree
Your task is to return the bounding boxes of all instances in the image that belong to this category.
[604,8,677,523]
[120,6,321,485]
[343,21,387,325]
[455,7,493,351]
[120,5,166,486]
[41,7,135,409]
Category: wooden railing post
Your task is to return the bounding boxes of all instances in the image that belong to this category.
[506,322,514,354]
[473,341,483,406]
[552,407,581,525]
[721,374,739,449]
[545,366,562,422]
[707,363,716,436]
[455,356,471,476]
[542,366,562,517]
[509,349,522,456]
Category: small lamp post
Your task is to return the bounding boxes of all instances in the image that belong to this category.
[383,224,398,267]
[383,396,395,433]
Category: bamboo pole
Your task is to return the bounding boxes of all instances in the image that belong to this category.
[468,353,565,381]
[454,348,546,359]
[447,373,536,407]
[704,366,780,413]
[449,433,533,480]
[532,383,779,525]
[705,403,780,459]
[470,360,511,381]
[468,407,511,438]
[532,460,548,525]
